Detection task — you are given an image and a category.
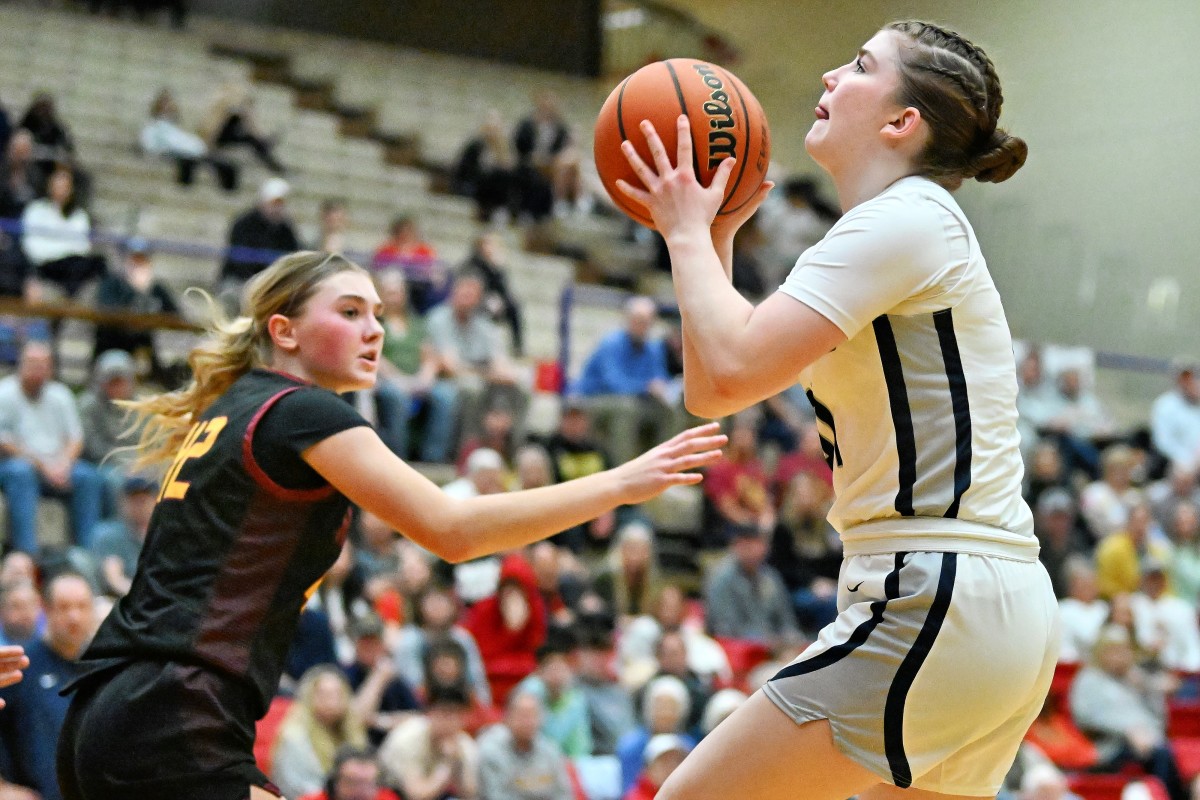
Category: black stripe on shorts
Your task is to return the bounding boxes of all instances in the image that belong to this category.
[769,552,906,682]
[884,552,958,788]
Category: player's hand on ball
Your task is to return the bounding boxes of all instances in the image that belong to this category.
[711,179,774,245]
[616,421,726,505]
[617,116,738,240]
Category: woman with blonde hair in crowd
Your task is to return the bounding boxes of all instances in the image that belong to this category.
[593,519,663,622]
[54,250,726,800]
[271,665,369,799]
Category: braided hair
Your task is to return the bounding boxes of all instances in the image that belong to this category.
[886,21,1027,189]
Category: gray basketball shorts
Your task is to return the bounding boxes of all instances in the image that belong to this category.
[762,550,1060,796]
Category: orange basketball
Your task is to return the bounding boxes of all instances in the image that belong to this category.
[594,58,771,230]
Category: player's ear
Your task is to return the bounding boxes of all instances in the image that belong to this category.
[266,313,298,352]
[881,105,922,144]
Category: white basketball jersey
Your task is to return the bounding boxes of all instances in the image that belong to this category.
[779,176,1036,561]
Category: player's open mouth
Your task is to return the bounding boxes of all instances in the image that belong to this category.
[815,105,829,120]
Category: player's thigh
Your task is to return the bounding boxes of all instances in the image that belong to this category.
[657,691,881,800]
[861,782,993,800]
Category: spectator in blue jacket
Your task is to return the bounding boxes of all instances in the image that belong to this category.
[572,296,680,464]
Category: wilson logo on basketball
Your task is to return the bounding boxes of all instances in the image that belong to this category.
[691,63,738,169]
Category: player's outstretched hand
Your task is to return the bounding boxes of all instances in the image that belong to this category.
[0,646,29,708]
[614,422,726,506]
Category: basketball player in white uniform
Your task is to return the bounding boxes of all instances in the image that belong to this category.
[617,20,1059,800]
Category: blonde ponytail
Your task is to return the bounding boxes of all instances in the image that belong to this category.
[121,251,367,469]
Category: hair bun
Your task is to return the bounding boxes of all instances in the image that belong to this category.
[969,128,1028,184]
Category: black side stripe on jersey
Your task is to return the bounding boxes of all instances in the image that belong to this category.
[884,552,957,789]
[933,309,973,518]
[768,552,905,682]
[806,389,843,469]
[872,316,917,516]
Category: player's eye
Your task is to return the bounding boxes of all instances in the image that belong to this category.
[342,308,359,318]
[854,58,866,74]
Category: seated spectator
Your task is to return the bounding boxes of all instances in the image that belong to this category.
[342,612,421,747]
[464,557,547,705]
[619,584,731,686]
[1069,625,1187,800]
[462,232,524,357]
[92,237,181,382]
[1058,559,1109,663]
[0,130,41,220]
[0,340,105,553]
[1081,445,1144,542]
[442,449,508,603]
[526,541,585,625]
[572,296,679,466]
[0,553,36,588]
[0,572,94,800]
[378,684,479,800]
[272,665,370,800]
[1148,463,1200,534]
[0,579,40,647]
[88,474,156,598]
[1034,489,1089,599]
[18,93,88,201]
[426,273,526,460]
[703,411,775,545]
[370,270,440,460]
[355,512,403,580]
[219,177,300,295]
[20,167,105,299]
[457,403,519,478]
[1052,368,1116,465]
[593,520,662,622]
[451,109,517,223]
[615,675,696,794]
[698,688,746,738]
[0,228,31,300]
[393,586,492,708]
[1017,762,1085,800]
[1167,501,1200,607]
[1130,559,1200,672]
[1016,349,1065,457]
[79,350,139,502]
[1151,363,1200,474]
[372,216,446,314]
[1024,694,1099,772]
[202,79,286,174]
[1095,499,1171,600]
[513,90,581,219]
[704,525,802,652]
[541,399,613,553]
[477,689,573,800]
[140,88,238,191]
[1024,439,1073,512]
[296,745,401,800]
[314,198,349,253]
[624,733,692,800]
[575,621,635,756]
[514,630,592,757]
[769,471,840,635]
[636,629,712,734]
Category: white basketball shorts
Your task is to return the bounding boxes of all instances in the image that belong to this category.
[762,550,1060,796]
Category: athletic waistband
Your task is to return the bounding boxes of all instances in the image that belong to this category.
[840,519,1040,563]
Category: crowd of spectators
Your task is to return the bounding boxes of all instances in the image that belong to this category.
[3,30,1200,800]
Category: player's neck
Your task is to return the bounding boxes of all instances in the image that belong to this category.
[830,157,916,213]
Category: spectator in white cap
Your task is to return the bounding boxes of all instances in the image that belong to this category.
[442,448,508,602]
[93,236,181,383]
[615,675,695,793]
[219,176,300,293]
[625,733,693,800]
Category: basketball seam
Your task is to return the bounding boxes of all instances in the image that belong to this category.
[615,76,630,143]
[612,74,656,227]
[663,60,700,178]
[717,66,754,215]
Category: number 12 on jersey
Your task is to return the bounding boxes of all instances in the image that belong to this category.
[158,417,228,501]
